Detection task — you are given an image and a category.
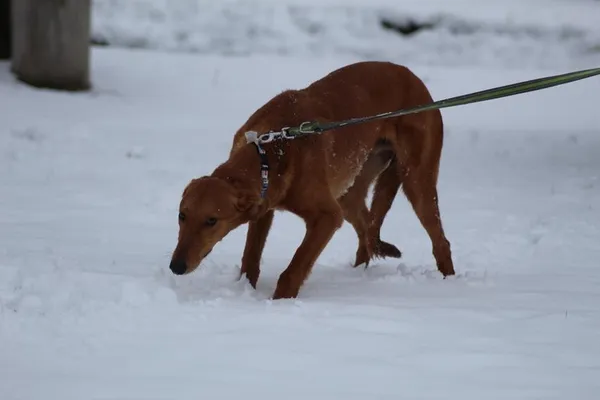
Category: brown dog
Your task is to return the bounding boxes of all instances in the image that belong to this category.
[169,61,455,299]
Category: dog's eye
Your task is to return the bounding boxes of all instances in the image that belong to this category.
[178,212,186,222]
[205,217,217,226]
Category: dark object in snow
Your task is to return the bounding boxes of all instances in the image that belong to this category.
[0,0,10,59]
[380,17,437,37]
[91,35,110,47]
[11,0,92,91]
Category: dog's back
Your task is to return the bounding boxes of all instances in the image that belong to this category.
[233,61,442,174]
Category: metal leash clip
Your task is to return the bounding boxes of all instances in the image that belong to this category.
[258,132,278,144]
[245,121,321,147]
[245,130,279,145]
[298,121,319,134]
[280,127,296,140]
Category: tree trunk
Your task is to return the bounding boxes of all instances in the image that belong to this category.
[11,0,91,91]
[0,0,10,59]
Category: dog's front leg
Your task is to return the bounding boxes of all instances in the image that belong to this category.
[240,209,275,288]
[272,208,343,299]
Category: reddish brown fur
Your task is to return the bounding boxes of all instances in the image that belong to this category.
[169,61,455,299]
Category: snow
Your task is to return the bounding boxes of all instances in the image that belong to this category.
[2,0,600,399]
[91,0,600,70]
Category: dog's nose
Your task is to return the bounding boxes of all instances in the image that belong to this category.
[169,259,187,275]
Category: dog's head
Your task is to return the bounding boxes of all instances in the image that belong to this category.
[169,176,260,275]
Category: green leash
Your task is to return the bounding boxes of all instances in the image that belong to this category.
[276,66,600,138]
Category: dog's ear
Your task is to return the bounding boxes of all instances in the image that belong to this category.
[234,189,262,221]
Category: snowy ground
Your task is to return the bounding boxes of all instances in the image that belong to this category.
[2,1,600,399]
[91,0,600,69]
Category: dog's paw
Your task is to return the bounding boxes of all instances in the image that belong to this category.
[353,247,373,268]
[238,269,259,289]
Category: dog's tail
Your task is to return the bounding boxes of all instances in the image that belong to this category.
[374,239,401,259]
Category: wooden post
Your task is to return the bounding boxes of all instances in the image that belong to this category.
[11,0,91,91]
[0,0,10,59]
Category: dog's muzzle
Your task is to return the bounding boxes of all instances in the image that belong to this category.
[169,259,187,275]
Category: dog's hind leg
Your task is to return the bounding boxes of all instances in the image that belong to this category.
[367,161,403,260]
[397,114,455,277]
[402,166,454,276]
[339,179,373,268]
[240,209,275,288]
[339,146,397,267]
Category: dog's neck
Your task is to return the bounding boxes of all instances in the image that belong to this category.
[211,143,267,199]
